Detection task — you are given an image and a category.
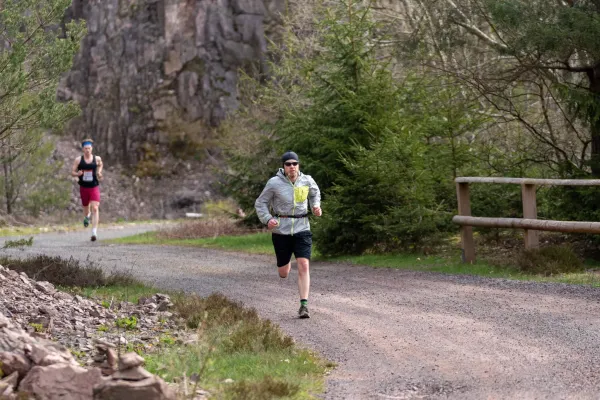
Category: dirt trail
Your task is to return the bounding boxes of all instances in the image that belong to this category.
[3,226,600,399]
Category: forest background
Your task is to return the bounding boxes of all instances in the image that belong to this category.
[4,0,600,258]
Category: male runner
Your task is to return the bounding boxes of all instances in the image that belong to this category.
[71,139,103,241]
[255,151,322,318]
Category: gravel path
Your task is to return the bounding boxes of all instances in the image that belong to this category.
[2,225,600,399]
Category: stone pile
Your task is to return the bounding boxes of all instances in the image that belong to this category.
[0,311,100,399]
[0,265,179,365]
[93,352,175,399]
[91,339,118,376]
[0,311,178,399]
[0,264,184,399]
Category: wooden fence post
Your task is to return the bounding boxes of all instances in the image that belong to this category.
[521,183,539,249]
[456,182,475,263]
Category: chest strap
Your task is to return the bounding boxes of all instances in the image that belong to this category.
[276,214,308,219]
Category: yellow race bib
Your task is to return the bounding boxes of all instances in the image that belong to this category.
[294,186,309,203]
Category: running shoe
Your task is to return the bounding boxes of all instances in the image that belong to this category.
[83,216,90,228]
[298,305,310,319]
[91,235,97,242]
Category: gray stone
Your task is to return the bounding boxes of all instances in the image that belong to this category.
[0,351,31,377]
[119,352,144,370]
[93,375,176,400]
[34,281,56,295]
[112,366,153,381]
[156,301,171,312]
[94,338,116,349]
[19,364,103,400]
[0,371,19,391]
[106,348,118,369]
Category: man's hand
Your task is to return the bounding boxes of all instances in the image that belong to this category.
[312,206,322,217]
[267,218,279,230]
[77,170,83,177]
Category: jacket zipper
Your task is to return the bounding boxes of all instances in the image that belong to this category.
[287,176,296,236]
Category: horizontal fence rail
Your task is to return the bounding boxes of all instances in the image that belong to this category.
[453,177,600,263]
[453,216,600,234]
[456,177,600,186]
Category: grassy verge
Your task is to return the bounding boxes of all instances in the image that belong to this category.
[108,231,274,255]
[143,293,331,398]
[0,219,175,238]
[68,283,160,305]
[331,253,600,286]
[112,231,600,287]
[0,225,78,236]
[2,254,331,398]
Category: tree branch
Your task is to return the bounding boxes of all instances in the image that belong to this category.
[443,0,508,52]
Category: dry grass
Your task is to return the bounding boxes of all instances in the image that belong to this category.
[224,376,300,399]
[172,293,294,352]
[517,246,584,276]
[157,217,255,240]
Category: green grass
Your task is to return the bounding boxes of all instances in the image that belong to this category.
[329,252,600,286]
[0,226,71,237]
[62,284,161,305]
[327,252,520,276]
[0,219,174,238]
[145,346,329,399]
[113,231,600,287]
[109,231,273,255]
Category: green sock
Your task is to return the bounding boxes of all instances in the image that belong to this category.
[300,299,308,306]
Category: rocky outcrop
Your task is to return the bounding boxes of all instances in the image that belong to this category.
[58,0,287,164]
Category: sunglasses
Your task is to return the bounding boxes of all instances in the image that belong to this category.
[284,162,299,167]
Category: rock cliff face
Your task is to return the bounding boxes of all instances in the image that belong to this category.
[59,0,287,164]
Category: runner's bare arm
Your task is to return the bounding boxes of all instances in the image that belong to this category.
[71,157,83,177]
[96,156,103,180]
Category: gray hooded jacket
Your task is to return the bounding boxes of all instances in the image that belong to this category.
[255,169,321,235]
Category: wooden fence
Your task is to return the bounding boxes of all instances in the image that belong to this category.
[453,177,600,263]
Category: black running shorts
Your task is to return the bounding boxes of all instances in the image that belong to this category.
[272,231,313,267]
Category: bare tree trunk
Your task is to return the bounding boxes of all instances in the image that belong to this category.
[590,115,600,177]
[587,71,600,177]
[2,143,11,215]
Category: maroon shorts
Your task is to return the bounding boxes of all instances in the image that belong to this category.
[80,186,100,207]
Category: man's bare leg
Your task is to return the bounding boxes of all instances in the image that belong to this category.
[297,258,310,318]
[279,262,291,278]
[296,258,310,300]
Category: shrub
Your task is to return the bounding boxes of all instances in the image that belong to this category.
[517,246,584,275]
[313,136,448,256]
[173,293,294,351]
[224,376,300,400]
[0,255,138,288]
[173,293,262,330]
[3,237,33,249]
[223,319,294,353]
[115,316,138,330]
